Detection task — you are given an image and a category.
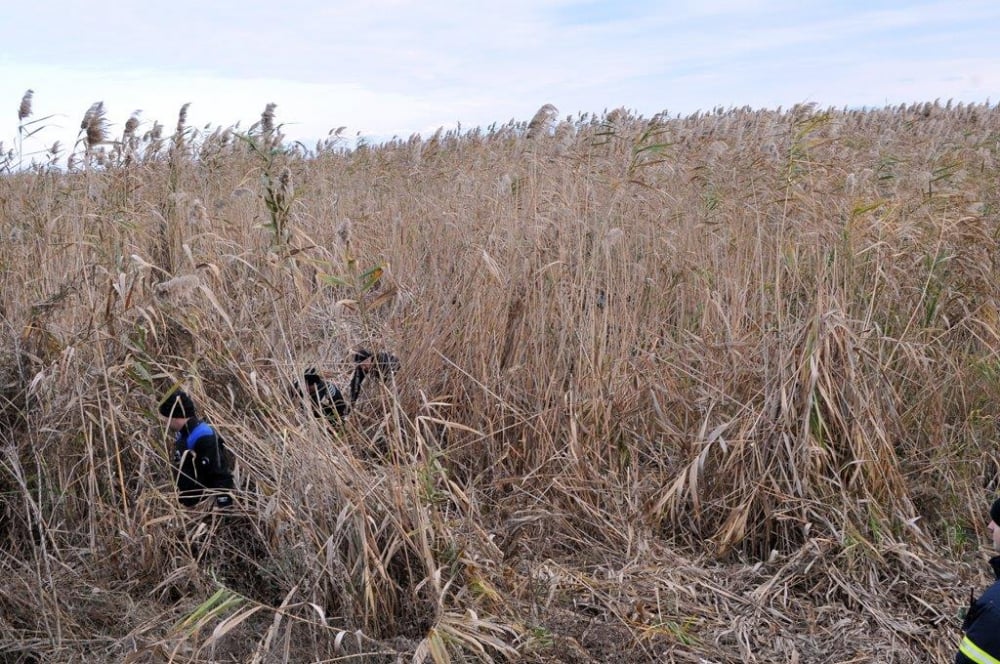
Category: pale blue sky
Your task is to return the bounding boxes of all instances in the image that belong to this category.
[2,0,997,162]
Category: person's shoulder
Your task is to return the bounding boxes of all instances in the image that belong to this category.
[966,588,1000,658]
[982,576,1000,603]
[189,420,219,441]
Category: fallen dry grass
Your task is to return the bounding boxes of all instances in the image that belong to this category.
[1,98,999,662]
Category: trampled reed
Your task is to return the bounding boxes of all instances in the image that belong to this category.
[1,98,998,662]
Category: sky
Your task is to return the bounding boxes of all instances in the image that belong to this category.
[1,0,997,164]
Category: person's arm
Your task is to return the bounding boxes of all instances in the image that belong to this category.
[960,600,1000,663]
[191,431,222,473]
[324,381,349,420]
[191,430,234,506]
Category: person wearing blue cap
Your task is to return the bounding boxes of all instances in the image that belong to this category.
[956,497,1000,663]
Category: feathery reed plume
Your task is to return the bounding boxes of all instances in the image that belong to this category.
[526,103,558,139]
[170,104,192,163]
[260,103,277,134]
[175,102,190,136]
[144,120,163,143]
[153,274,201,298]
[278,166,293,203]
[124,112,140,140]
[18,89,33,121]
[80,101,108,150]
[121,111,141,161]
[336,217,352,246]
[139,120,164,160]
[15,89,38,170]
[46,141,61,168]
[190,198,208,226]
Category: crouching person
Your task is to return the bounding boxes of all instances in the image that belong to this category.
[159,389,235,509]
[956,497,1000,663]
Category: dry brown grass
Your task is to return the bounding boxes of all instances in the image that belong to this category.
[1,99,999,662]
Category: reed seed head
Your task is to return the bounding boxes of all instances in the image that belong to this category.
[175,103,191,136]
[261,103,277,134]
[278,166,293,202]
[80,101,108,149]
[337,217,352,246]
[18,89,33,122]
[145,121,163,142]
[527,103,558,139]
[124,112,140,139]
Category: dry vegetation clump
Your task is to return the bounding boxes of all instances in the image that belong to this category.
[1,96,1000,662]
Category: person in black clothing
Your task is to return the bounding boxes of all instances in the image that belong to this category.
[295,349,400,427]
[299,367,350,423]
[159,389,234,508]
[956,497,1000,663]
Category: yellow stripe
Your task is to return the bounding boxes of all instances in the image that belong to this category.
[961,636,1000,664]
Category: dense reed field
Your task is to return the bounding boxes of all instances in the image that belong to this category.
[2,96,1000,662]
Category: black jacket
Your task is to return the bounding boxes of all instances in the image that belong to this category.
[300,369,349,423]
[957,556,1000,663]
[171,418,234,507]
